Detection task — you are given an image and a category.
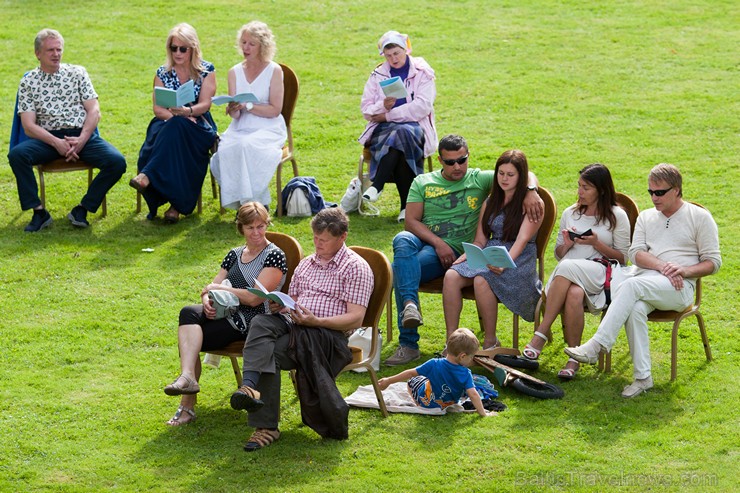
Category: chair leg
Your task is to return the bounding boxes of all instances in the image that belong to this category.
[512,315,520,350]
[291,157,299,178]
[210,168,218,199]
[696,312,711,361]
[229,356,242,387]
[38,168,46,209]
[386,288,393,342]
[276,163,284,217]
[366,365,389,417]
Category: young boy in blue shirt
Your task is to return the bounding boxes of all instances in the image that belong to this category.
[378,328,494,416]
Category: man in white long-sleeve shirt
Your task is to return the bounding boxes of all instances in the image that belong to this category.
[565,163,721,397]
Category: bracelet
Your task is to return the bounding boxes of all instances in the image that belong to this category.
[189,106,193,116]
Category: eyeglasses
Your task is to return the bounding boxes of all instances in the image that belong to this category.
[648,187,672,197]
[441,154,469,166]
[170,45,189,54]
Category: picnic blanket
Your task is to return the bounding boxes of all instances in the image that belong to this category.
[345,383,465,415]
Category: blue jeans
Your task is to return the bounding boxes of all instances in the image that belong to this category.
[7,129,126,212]
[392,231,454,349]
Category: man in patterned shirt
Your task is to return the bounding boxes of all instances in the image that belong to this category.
[230,208,374,451]
[8,28,126,232]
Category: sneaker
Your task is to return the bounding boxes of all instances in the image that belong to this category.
[621,376,653,398]
[362,186,382,202]
[397,209,406,222]
[67,205,89,228]
[384,346,421,366]
[401,304,423,328]
[24,209,53,232]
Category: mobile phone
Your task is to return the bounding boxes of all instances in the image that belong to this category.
[568,229,593,241]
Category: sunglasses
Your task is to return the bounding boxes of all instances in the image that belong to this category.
[170,45,189,54]
[441,154,469,166]
[648,187,672,197]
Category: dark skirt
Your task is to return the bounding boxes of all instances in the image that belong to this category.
[137,114,217,216]
[368,122,425,180]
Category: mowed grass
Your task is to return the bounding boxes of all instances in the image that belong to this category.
[0,1,738,492]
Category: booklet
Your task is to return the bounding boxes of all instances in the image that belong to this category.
[154,79,195,108]
[247,279,297,310]
[462,242,517,270]
[211,92,260,105]
[379,76,408,99]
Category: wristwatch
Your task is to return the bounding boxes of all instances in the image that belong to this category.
[245,102,254,112]
[527,184,538,192]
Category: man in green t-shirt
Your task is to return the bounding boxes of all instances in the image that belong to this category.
[385,134,542,366]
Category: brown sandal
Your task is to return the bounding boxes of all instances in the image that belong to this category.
[230,385,264,412]
[164,374,200,396]
[166,405,196,426]
[244,428,280,452]
[128,174,149,192]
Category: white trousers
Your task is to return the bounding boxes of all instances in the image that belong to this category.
[593,271,694,379]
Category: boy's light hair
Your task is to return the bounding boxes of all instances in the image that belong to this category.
[447,328,480,357]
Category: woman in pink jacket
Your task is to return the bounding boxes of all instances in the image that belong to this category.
[358,31,437,222]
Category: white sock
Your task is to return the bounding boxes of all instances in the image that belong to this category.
[404,302,418,310]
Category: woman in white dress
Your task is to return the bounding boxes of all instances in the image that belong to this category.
[211,21,287,210]
[521,164,630,380]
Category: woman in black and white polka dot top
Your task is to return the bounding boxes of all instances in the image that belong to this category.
[163,201,287,425]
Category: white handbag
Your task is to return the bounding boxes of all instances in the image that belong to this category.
[348,327,382,372]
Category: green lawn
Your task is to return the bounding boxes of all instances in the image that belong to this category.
[0,1,738,492]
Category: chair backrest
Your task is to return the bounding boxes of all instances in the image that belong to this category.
[348,246,392,329]
[279,64,299,127]
[535,186,557,281]
[266,231,304,293]
[615,192,640,241]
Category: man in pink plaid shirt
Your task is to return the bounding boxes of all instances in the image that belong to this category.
[230,208,373,451]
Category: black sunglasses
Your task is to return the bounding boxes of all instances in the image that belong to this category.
[648,187,672,197]
[441,154,469,166]
[170,45,189,54]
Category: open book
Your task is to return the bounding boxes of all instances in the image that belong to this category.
[379,76,408,99]
[247,279,297,310]
[154,79,195,108]
[462,242,517,270]
[211,92,260,105]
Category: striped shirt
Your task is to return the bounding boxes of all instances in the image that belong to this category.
[289,244,373,320]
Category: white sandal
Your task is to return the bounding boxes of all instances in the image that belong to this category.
[166,405,196,426]
[557,358,580,381]
[521,331,548,360]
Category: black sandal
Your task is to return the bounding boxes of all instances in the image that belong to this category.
[244,428,279,452]
[230,385,264,412]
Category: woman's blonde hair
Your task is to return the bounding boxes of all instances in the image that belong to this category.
[165,23,206,82]
[236,202,271,235]
[236,21,276,62]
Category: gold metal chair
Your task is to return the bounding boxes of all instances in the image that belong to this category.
[340,246,393,417]
[36,160,107,217]
[599,201,712,381]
